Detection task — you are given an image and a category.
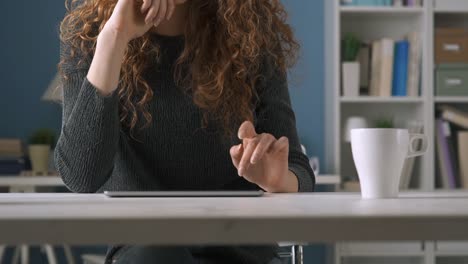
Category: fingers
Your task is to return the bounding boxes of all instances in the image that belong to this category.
[154,0,167,26]
[271,136,289,154]
[167,0,175,20]
[145,0,160,24]
[238,121,257,140]
[238,138,259,176]
[229,144,243,169]
[141,0,152,13]
[251,134,276,164]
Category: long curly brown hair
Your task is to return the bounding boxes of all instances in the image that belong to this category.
[60,0,299,137]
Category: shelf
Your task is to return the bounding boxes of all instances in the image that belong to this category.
[435,97,468,103]
[340,6,424,16]
[340,97,424,103]
[316,175,341,185]
[435,8,468,14]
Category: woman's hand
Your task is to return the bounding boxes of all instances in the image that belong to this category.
[230,121,299,193]
[103,0,186,42]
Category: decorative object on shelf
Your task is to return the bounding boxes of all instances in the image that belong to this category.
[28,129,56,176]
[374,116,394,128]
[342,33,362,97]
[350,128,428,198]
[42,73,63,102]
[344,116,369,142]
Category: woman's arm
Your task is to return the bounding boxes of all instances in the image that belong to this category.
[54,31,125,193]
[253,66,316,192]
[229,63,316,193]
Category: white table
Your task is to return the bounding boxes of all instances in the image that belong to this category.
[1,192,468,245]
[0,176,72,264]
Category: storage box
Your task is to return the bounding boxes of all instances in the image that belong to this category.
[436,64,468,96]
[435,0,468,11]
[435,28,468,64]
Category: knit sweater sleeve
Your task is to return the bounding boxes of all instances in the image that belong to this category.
[54,41,120,193]
[254,63,316,192]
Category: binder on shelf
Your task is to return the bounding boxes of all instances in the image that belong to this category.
[458,132,468,189]
[435,119,458,189]
[392,40,410,96]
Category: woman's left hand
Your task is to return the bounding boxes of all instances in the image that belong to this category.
[230,121,299,193]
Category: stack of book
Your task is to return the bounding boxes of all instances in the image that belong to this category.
[0,139,25,175]
[436,106,468,189]
[341,0,422,6]
[357,32,421,97]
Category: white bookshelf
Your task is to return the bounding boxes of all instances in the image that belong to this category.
[434,96,468,103]
[340,96,424,103]
[325,1,468,263]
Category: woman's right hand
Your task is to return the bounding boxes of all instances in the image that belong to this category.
[103,0,181,43]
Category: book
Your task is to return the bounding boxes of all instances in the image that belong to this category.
[357,44,371,92]
[0,138,23,158]
[370,39,394,97]
[440,105,468,129]
[406,32,422,97]
[379,38,395,97]
[399,121,423,189]
[392,40,410,96]
[0,158,25,175]
[369,40,381,96]
[435,119,458,189]
[458,132,468,188]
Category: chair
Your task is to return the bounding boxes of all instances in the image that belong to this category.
[278,244,304,264]
[81,245,303,264]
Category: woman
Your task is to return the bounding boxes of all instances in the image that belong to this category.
[56,0,315,263]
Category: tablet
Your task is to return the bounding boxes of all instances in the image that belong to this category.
[103,190,264,198]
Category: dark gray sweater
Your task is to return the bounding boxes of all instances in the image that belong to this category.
[55,33,315,263]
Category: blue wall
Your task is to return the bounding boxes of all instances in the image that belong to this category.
[283,0,325,167]
[0,1,326,263]
[0,0,64,141]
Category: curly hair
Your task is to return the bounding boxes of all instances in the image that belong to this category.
[59,0,299,137]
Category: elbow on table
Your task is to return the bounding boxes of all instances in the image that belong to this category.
[54,148,108,193]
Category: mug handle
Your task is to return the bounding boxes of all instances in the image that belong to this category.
[407,134,428,158]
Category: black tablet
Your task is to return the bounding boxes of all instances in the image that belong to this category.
[103,190,264,197]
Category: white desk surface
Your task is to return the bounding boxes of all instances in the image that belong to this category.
[1,191,468,245]
[0,175,338,187]
[0,176,64,187]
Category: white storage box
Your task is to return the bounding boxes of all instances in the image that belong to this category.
[435,0,468,11]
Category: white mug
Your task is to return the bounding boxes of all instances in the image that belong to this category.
[350,128,428,199]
